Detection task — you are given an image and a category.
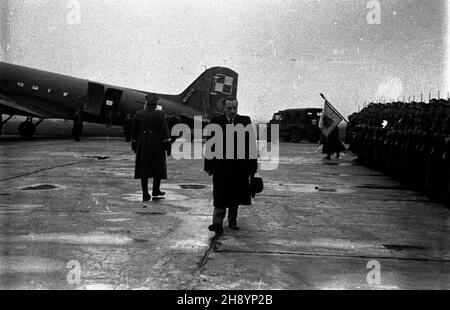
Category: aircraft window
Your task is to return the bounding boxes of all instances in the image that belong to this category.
[17,82,25,88]
[182,88,195,104]
[62,92,69,97]
[273,114,283,121]
[32,85,39,91]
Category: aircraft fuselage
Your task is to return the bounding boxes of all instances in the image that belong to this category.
[0,62,238,137]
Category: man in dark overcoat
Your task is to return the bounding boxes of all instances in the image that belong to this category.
[131,93,171,201]
[204,97,258,234]
[72,108,83,142]
[123,113,133,142]
[322,116,346,159]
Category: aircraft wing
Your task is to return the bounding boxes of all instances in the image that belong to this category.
[0,94,65,118]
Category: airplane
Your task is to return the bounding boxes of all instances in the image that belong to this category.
[0,61,238,140]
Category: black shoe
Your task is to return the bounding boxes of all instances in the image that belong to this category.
[152,196,165,201]
[228,223,240,230]
[143,194,151,202]
[208,224,223,234]
[152,191,166,197]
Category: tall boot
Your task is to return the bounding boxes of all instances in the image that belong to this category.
[228,205,239,230]
[152,178,165,197]
[141,178,151,201]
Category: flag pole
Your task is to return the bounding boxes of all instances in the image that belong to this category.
[328,103,349,124]
[313,144,323,153]
[319,93,349,124]
[326,101,349,124]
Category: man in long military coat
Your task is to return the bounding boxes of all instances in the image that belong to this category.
[204,97,258,234]
[132,93,171,201]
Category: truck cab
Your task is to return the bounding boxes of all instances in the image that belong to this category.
[269,108,322,143]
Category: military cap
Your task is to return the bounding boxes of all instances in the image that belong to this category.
[429,98,439,105]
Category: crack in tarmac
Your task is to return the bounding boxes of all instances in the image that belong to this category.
[186,234,222,290]
[0,161,87,183]
[0,209,91,213]
[215,249,450,263]
[0,151,131,183]
[0,141,74,150]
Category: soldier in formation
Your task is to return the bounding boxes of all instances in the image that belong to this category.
[347,98,450,206]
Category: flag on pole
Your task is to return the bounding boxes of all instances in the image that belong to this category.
[319,93,345,137]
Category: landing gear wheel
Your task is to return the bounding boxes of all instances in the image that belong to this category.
[290,129,301,143]
[19,121,36,139]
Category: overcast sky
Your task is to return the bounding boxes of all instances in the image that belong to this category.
[1,0,448,121]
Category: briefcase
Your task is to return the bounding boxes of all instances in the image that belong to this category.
[250,176,264,197]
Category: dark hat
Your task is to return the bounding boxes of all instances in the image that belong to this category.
[145,93,159,103]
[250,176,264,197]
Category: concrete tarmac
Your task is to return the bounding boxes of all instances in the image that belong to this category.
[0,137,449,290]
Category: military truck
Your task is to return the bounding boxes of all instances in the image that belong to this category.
[268,108,322,143]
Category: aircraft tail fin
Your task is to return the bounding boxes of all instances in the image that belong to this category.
[179,67,238,117]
